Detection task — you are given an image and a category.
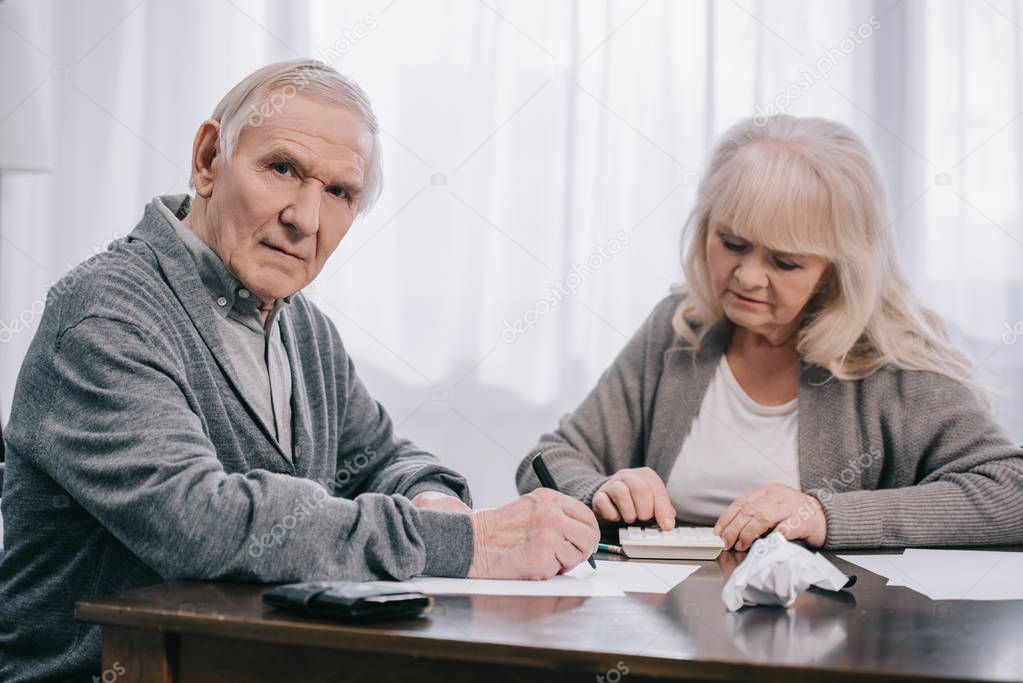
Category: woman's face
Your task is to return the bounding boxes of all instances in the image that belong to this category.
[706,219,830,346]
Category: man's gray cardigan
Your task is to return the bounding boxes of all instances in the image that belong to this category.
[517,294,1023,548]
[0,199,474,682]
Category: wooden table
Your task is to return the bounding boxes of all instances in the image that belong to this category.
[76,549,1023,682]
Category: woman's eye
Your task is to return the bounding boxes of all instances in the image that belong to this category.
[326,186,348,199]
[775,258,800,271]
[271,162,292,176]
[722,238,746,252]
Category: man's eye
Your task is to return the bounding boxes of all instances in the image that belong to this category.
[271,162,292,176]
[326,186,348,198]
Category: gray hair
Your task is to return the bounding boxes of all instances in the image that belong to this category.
[207,58,382,214]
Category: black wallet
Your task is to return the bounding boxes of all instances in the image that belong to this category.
[262,581,434,622]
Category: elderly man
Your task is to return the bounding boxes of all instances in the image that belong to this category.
[0,59,599,682]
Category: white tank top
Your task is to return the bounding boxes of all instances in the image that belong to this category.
[665,354,800,525]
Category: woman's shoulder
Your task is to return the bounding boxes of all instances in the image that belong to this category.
[640,292,691,351]
[646,291,684,328]
[841,362,983,415]
[645,290,711,336]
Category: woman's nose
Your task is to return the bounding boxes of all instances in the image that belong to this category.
[734,254,769,290]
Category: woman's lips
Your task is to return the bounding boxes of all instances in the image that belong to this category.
[729,290,768,306]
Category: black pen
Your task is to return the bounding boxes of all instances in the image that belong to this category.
[531,452,597,569]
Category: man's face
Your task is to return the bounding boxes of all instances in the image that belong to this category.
[200,93,373,301]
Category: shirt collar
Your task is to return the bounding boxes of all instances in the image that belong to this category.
[155,194,291,331]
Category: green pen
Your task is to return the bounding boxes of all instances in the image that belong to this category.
[598,543,625,556]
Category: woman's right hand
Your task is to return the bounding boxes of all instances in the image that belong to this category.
[591,467,676,530]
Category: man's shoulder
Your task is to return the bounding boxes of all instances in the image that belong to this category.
[46,235,172,333]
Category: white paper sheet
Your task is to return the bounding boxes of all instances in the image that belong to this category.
[838,550,1023,601]
[370,560,700,597]
[594,559,701,594]
[834,553,930,594]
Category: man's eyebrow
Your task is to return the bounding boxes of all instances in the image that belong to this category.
[263,147,308,173]
[262,146,362,194]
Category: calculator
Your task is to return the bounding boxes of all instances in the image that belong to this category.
[618,526,726,560]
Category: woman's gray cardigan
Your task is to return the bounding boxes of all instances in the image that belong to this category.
[516,294,1023,548]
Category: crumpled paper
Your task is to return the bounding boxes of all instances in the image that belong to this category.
[721,531,851,611]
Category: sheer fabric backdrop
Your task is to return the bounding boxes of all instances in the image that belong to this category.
[1,0,1019,507]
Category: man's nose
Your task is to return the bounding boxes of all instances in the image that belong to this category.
[280,183,321,236]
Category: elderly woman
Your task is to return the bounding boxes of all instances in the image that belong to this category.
[516,115,1023,551]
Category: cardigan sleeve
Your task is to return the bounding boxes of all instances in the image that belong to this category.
[24,315,473,581]
[328,345,473,507]
[514,296,679,504]
[813,370,1023,548]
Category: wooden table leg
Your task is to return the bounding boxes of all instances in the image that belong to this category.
[101,626,177,683]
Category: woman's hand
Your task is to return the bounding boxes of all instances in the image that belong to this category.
[591,466,676,530]
[713,483,827,551]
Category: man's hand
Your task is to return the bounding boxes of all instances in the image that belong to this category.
[410,491,472,514]
[468,489,600,580]
[713,483,827,551]
[591,466,676,530]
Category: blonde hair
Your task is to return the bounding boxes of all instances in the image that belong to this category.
[204,58,382,214]
[675,115,986,401]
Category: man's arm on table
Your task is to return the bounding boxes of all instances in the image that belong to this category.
[24,315,471,581]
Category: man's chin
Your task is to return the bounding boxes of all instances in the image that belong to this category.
[239,274,304,303]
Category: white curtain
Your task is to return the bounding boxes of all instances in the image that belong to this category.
[1,0,1020,508]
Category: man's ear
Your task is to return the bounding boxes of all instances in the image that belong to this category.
[190,119,222,199]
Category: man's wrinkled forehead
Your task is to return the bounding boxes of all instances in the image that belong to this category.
[237,94,373,185]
